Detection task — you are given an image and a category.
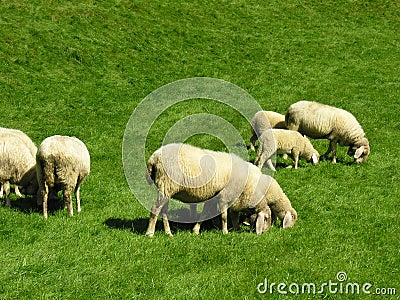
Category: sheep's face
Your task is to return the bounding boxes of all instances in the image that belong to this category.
[348,139,370,164]
[307,152,320,166]
[282,209,297,228]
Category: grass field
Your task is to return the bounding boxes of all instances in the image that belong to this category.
[1,0,399,299]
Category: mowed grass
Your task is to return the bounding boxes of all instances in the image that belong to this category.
[1,0,399,299]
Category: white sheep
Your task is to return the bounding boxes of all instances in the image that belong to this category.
[0,133,37,207]
[250,111,286,151]
[285,101,370,164]
[36,135,90,219]
[145,143,297,236]
[0,127,37,197]
[255,129,320,171]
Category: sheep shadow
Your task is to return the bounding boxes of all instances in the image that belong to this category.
[6,196,64,215]
[104,207,258,235]
[104,216,223,235]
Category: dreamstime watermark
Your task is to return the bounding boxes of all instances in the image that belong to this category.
[257,272,397,296]
[122,77,275,223]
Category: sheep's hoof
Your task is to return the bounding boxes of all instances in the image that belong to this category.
[145,232,154,237]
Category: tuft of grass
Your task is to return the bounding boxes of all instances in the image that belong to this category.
[1,0,399,299]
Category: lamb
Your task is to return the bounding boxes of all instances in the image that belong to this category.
[285,101,370,164]
[250,111,286,151]
[145,143,297,236]
[0,133,38,207]
[36,135,90,219]
[0,127,37,197]
[255,129,320,171]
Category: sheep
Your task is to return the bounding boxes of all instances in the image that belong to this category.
[285,101,370,164]
[0,127,37,197]
[250,111,286,151]
[0,133,38,207]
[36,135,90,219]
[255,129,320,171]
[145,143,297,236]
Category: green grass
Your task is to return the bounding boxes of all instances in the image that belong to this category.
[1,0,399,299]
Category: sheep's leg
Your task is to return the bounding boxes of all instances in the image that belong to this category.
[146,192,169,237]
[230,210,240,231]
[3,181,11,207]
[160,203,172,236]
[0,183,3,199]
[250,133,257,151]
[14,185,23,197]
[220,203,229,234]
[331,141,338,164]
[193,200,216,234]
[41,182,49,219]
[266,158,276,172]
[74,183,82,214]
[321,139,337,162]
[292,149,300,169]
[256,153,267,169]
[63,186,74,217]
[255,211,265,234]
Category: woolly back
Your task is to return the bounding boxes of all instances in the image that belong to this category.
[0,133,36,182]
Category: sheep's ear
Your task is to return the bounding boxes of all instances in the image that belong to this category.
[311,153,318,165]
[282,211,293,228]
[354,146,365,159]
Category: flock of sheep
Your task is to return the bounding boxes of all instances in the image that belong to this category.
[145,100,370,236]
[0,100,370,236]
[0,130,90,219]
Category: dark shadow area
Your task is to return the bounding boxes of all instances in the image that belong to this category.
[104,216,223,235]
[6,196,64,216]
[104,210,258,235]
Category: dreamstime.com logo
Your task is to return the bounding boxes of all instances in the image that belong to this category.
[257,272,397,296]
[122,77,275,223]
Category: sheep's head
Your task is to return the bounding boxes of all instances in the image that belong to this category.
[20,166,38,195]
[282,208,297,228]
[348,138,370,164]
[303,136,320,166]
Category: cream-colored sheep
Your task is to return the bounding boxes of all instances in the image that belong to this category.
[255,129,320,171]
[285,101,370,164]
[0,133,37,207]
[0,127,37,197]
[250,111,286,151]
[145,143,296,236]
[36,135,90,219]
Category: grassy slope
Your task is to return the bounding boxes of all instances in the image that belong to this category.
[0,0,399,299]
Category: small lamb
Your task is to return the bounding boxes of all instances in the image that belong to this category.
[145,143,297,236]
[255,129,320,171]
[0,133,38,207]
[36,135,90,219]
[250,111,286,151]
[285,101,370,164]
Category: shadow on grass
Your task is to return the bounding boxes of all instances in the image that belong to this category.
[6,196,64,216]
[104,207,259,235]
[104,215,223,235]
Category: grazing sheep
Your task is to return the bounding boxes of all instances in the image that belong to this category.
[285,101,370,164]
[255,129,320,171]
[36,135,90,219]
[0,133,37,207]
[250,111,286,151]
[0,127,37,197]
[145,143,296,236]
